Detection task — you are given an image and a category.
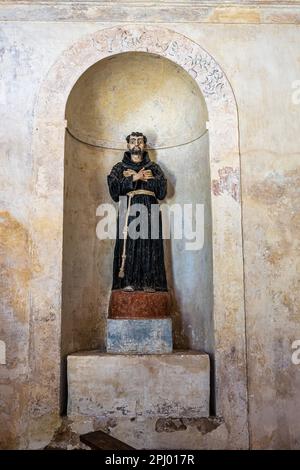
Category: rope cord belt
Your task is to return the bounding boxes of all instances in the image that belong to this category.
[127,189,155,197]
[118,189,156,278]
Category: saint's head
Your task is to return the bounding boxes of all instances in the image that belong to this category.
[126,132,147,163]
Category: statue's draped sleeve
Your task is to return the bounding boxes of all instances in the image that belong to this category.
[107,161,167,202]
[107,163,137,202]
[145,164,167,200]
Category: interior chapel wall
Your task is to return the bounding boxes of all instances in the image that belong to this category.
[0,14,300,449]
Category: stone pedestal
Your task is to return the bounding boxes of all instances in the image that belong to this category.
[107,318,172,353]
[67,351,210,419]
[107,289,172,354]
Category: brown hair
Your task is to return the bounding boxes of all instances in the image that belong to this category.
[126,132,147,144]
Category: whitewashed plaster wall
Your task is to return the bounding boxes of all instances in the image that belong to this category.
[0,2,300,450]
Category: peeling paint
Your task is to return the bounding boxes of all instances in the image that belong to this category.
[155,416,224,434]
[212,167,240,201]
[0,211,40,323]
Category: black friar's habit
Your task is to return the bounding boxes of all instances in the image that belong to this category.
[107,151,168,291]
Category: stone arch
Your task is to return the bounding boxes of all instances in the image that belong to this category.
[30,26,248,447]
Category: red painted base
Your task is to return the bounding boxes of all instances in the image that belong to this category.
[108,290,171,319]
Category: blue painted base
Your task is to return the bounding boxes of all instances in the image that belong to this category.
[107,319,173,354]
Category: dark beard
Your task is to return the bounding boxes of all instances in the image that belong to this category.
[130,148,142,155]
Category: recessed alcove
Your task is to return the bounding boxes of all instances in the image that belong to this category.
[61,52,214,418]
[62,52,213,364]
[31,26,247,448]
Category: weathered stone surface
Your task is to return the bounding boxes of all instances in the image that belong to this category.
[40,414,228,450]
[0,341,6,365]
[108,290,171,319]
[107,319,173,353]
[1,2,300,25]
[67,351,210,419]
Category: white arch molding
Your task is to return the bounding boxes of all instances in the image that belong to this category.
[30,26,249,448]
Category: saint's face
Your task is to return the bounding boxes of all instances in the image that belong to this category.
[127,135,145,162]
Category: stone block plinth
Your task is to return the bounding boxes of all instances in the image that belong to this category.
[67,351,210,419]
[107,318,172,354]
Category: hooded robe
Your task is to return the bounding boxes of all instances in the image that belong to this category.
[107,151,168,291]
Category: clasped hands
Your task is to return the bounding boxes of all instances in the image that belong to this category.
[123,168,154,182]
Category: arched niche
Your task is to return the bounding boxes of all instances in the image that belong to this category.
[30,26,248,447]
[63,51,211,359]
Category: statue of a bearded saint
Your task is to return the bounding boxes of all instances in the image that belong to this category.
[107,132,168,293]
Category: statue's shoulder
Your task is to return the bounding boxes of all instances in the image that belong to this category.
[148,161,165,175]
[147,160,158,168]
[112,161,124,169]
[109,161,125,174]
[151,160,160,168]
